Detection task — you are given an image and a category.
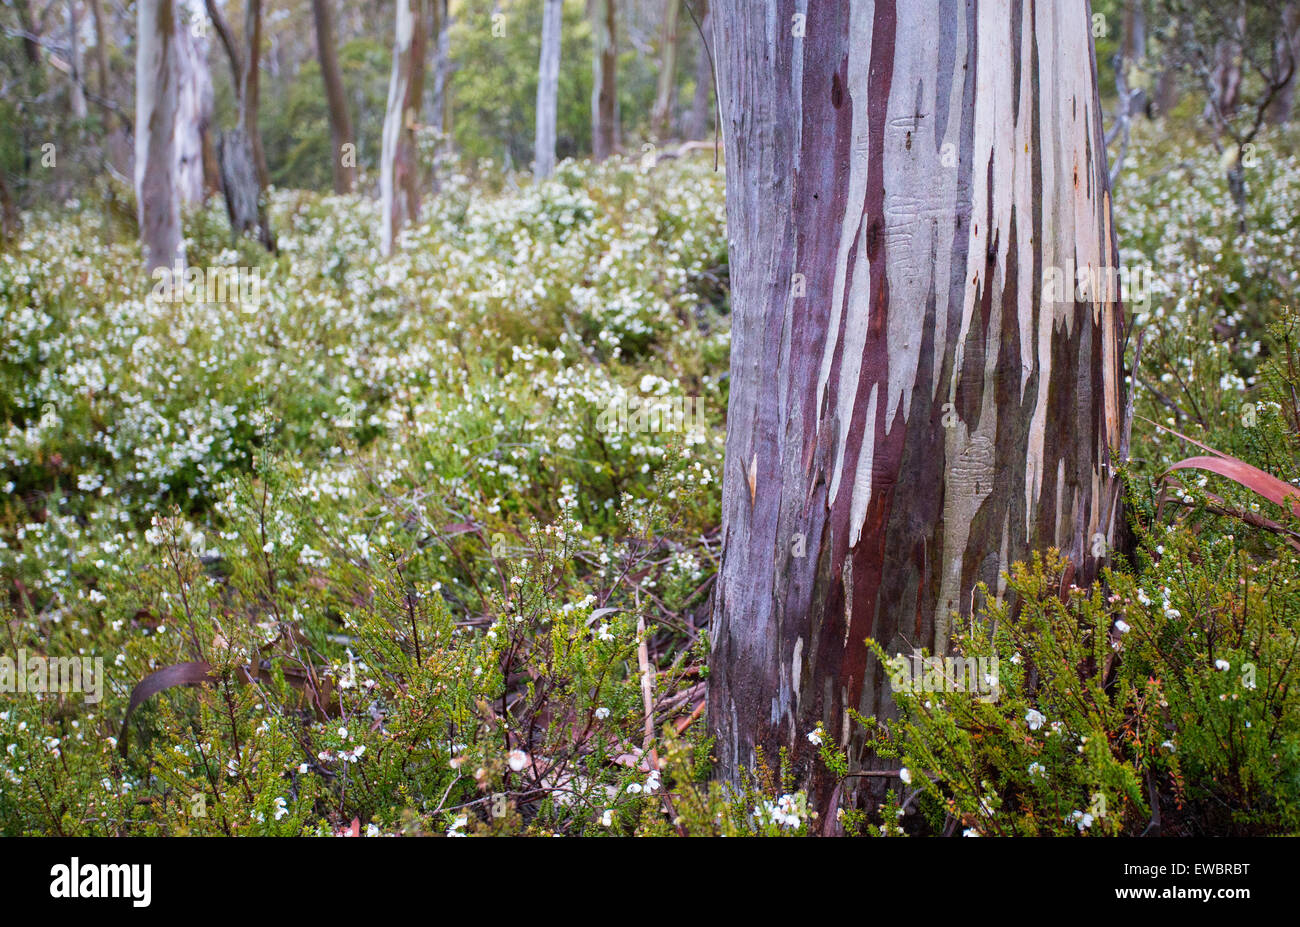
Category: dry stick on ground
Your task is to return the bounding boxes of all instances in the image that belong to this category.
[674,700,704,734]
[636,603,655,751]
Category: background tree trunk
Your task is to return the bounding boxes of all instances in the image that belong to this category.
[240,0,271,190]
[535,0,563,178]
[1267,2,1299,125]
[1121,0,1147,115]
[650,0,681,141]
[1153,63,1180,116]
[175,22,215,205]
[1204,32,1244,127]
[426,0,451,191]
[91,0,132,177]
[311,0,357,193]
[686,0,713,141]
[433,0,452,149]
[14,0,42,67]
[590,0,618,160]
[68,1,88,120]
[135,0,183,272]
[217,129,264,244]
[380,0,428,256]
[204,0,244,94]
[706,0,1125,829]
[89,0,110,101]
[0,169,21,246]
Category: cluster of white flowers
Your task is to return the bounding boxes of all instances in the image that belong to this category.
[753,792,808,830]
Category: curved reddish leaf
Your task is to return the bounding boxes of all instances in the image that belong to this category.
[118,661,215,757]
[1166,456,1300,516]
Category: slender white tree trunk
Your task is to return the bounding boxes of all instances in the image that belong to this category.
[175,22,213,205]
[135,0,183,272]
[650,0,680,141]
[68,1,88,119]
[380,0,427,256]
[535,0,563,179]
[707,0,1125,828]
[432,0,452,147]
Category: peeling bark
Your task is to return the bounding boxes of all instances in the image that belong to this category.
[706,0,1125,828]
[380,0,428,256]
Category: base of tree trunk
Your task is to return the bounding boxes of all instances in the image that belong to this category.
[217,129,276,253]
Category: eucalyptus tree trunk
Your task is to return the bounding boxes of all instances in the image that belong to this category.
[1153,64,1180,116]
[433,0,452,147]
[240,0,271,190]
[0,169,20,245]
[1120,0,1147,114]
[650,0,681,140]
[535,0,563,179]
[380,0,428,256]
[686,0,713,141]
[706,0,1126,829]
[312,0,357,193]
[89,0,110,100]
[135,0,183,272]
[204,0,243,93]
[1204,22,1244,129]
[175,23,215,204]
[92,0,131,176]
[14,0,42,67]
[68,1,88,120]
[1267,2,1299,125]
[590,0,618,160]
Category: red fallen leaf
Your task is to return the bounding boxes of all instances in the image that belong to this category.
[1143,415,1300,517]
[118,662,216,757]
[1166,456,1300,516]
[119,657,338,758]
[334,817,360,837]
[440,522,480,536]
